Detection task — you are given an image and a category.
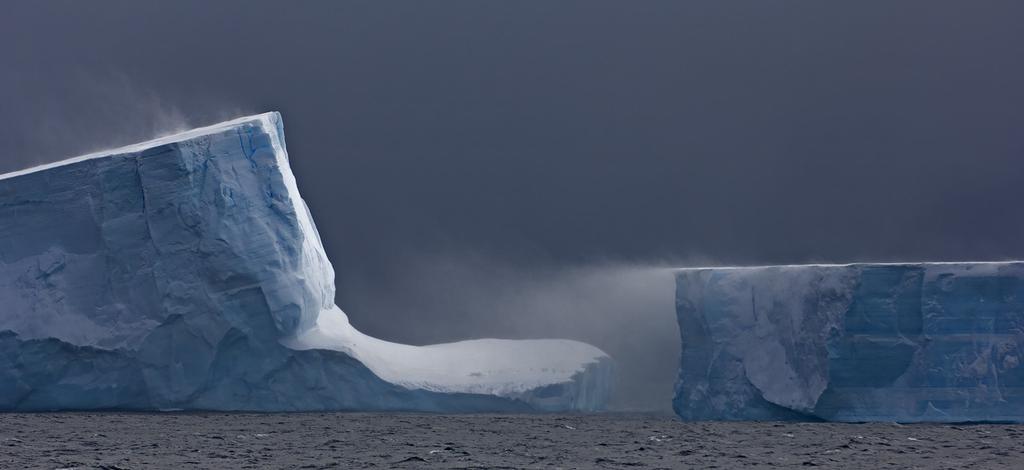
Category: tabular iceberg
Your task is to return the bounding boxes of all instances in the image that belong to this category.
[0,112,611,412]
[674,263,1024,422]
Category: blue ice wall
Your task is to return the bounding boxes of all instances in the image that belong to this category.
[674,263,1024,422]
[0,113,601,412]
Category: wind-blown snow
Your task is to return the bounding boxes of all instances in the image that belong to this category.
[0,114,283,182]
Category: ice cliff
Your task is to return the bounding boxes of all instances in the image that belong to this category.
[674,263,1024,422]
[0,112,610,412]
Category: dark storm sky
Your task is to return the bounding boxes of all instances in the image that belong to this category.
[2,1,1024,353]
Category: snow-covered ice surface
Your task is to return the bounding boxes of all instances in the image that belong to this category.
[674,263,1024,422]
[0,112,610,411]
[284,306,609,399]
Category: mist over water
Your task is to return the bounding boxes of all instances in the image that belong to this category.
[338,253,681,412]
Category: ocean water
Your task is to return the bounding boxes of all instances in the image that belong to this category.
[2,413,1021,469]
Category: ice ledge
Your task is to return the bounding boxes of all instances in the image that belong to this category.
[284,306,611,409]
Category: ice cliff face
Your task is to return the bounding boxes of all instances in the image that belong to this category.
[0,113,610,411]
[674,263,1024,422]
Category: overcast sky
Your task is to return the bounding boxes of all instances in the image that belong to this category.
[4,1,1023,409]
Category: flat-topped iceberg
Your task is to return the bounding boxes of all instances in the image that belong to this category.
[0,112,610,411]
[674,263,1024,422]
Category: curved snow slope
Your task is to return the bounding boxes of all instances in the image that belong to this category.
[674,263,1024,423]
[285,306,608,399]
[0,112,610,411]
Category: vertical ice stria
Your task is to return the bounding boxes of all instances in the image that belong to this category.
[674,263,1024,422]
[0,112,611,411]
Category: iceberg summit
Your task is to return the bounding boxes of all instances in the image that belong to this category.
[674,263,1024,422]
[0,112,611,412]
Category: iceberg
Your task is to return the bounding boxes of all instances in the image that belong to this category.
[674,263,1024,422]
[0,112,611,412]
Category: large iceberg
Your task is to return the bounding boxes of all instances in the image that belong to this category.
[674,263,1024,422]
[0,112,611,411]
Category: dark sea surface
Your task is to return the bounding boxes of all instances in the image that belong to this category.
[1,413,1021,469]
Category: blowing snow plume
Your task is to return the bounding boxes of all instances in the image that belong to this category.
[339,254,682,412]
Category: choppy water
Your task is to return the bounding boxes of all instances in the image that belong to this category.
[1,413,1021,469]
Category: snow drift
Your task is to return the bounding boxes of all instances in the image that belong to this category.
[0,112,610,411]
